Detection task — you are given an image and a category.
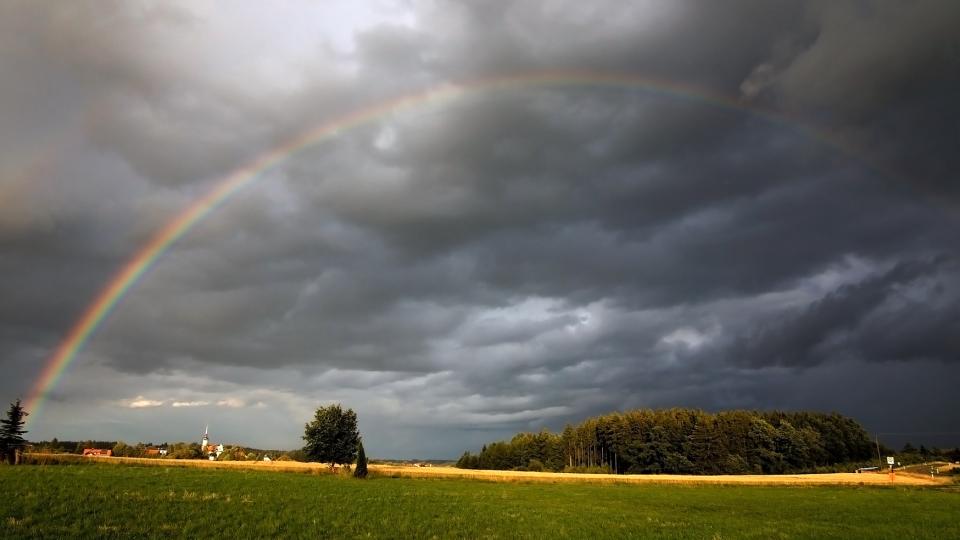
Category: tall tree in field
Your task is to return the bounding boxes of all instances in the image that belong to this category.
[302,404,360,467]
[0,399,29,465]
[354,440,368,478]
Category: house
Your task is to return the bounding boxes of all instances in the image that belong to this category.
[202,444,224,460]
[83,448,112,456]
[141,445,168,457]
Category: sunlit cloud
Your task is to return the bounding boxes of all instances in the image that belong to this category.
[127,396,164,409]
[171,400,210,408]
[216,398,246,408]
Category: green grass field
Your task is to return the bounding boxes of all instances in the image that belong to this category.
[2,463,958,539]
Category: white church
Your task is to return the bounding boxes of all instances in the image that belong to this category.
[201,426,224,460]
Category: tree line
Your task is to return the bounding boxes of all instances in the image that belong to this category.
[457,408,880,474]
[29,438,288,461]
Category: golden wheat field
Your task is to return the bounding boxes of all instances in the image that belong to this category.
[28,453,949,486]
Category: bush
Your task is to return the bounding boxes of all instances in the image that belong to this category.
[527,459,545,472]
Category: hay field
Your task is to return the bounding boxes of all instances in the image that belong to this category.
[29,453,948,486]
[371,463,947,486]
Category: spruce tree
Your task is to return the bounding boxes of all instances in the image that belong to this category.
[0,399,29,465]
[354,440,368,478]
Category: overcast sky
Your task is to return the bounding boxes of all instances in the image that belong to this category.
[2,1,958,458]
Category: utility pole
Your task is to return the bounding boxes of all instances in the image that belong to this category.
[876,435,882,470]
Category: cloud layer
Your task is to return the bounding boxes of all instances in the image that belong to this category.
[2,1,958,456]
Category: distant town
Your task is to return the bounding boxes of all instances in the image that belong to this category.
[27,426,449,467]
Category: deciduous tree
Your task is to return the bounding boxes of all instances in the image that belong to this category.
[302,404,360,467]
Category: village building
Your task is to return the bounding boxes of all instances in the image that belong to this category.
[201,426,224,460]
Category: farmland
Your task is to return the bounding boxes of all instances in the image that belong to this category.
[19,453,954,486]
[3,460,959,539]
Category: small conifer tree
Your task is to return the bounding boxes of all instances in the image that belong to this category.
[354,440,368,478]
[0,399,29,465]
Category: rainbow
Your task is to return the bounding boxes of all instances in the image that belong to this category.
[22,69,871,425]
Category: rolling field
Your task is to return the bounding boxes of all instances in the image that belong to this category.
[2,462,959,539]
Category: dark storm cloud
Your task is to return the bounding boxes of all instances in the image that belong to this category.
[745,0,960,202]
[1,0,958,454]
[723,256,960,369]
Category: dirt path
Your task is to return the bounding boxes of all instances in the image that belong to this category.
[369,464,947,486]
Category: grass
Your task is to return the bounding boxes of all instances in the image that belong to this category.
[2,463,959,539]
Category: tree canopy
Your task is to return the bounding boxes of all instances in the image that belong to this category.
[302,403,360,466]
[457,408,875,475]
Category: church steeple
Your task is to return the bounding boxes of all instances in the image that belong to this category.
[201,425,209,449]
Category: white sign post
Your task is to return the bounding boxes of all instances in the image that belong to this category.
[886,456,895,470]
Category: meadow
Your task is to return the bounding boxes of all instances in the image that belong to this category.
[2,462,959,539]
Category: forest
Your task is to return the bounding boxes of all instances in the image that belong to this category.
[456,409,881,474]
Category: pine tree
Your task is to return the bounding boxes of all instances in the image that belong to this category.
[0,399,29,465]
[354,440,368,478]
